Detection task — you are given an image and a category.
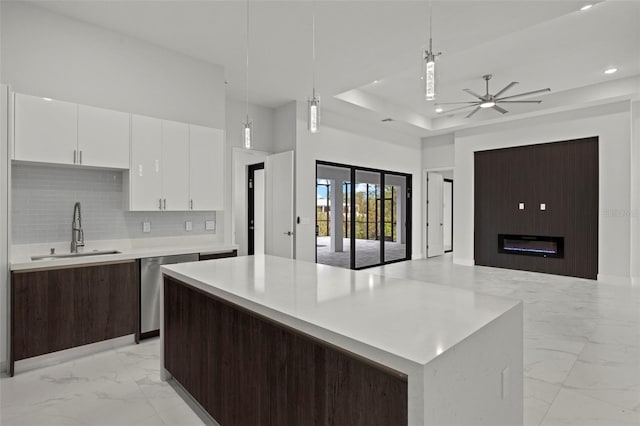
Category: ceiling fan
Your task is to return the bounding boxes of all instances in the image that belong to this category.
[436,74,550,118]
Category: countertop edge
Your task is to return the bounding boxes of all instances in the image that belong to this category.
[10,244,238,272]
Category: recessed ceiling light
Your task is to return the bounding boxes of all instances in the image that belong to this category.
[604,67,618,75]
[435,107,443,113]
[373,80,380,84]
[580,4,593,11]
[42,97,52,101]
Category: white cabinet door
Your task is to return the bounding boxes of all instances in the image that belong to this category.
[14,93,78,165]
[161,120,189,211]
[189,125,224,211]
[78,105,130,168]
[130,115,162,211]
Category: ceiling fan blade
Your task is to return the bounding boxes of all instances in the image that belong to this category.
[497,88,551,100]
[492,105,508,114]
[498,100,543,104]
[442,104,480,113]
[466,106,481,118]
[493,82,519,98]
[434,101,478,105]
[463,88,484,100]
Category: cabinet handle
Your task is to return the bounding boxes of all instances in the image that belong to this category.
[79,150,83,164]
[190,200,193,210]
[163,199,166,210]
[74,150,77,164]
[159,199,162,210]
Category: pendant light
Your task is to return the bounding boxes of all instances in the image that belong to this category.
[423,0,442,101]
[243,0,252,149]
[308,9,320,133]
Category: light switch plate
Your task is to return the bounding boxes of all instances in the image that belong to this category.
[142,222,151,233]
[185,221,192,231]
[205,220,215,231]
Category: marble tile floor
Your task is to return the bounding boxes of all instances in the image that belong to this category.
[0,339,206,426]
[369,254,640,426]
[1,255,638,426]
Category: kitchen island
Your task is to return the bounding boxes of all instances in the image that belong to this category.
[161,255,523,426]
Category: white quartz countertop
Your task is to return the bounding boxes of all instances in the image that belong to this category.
[161,255,521,367]
[11,236,237,271]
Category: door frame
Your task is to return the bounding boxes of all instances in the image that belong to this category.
[247,162,265,256]
[316,160,412,270]
[444,178,453,253]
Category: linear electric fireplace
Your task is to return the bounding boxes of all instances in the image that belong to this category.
[498,234,564,259]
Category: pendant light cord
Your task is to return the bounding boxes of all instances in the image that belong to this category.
[428,0,433,51]
[312,13,316,96]
[245,0,250,121]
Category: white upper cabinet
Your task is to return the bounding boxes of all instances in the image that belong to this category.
[78,105,130,169]
[161,120,190,211]
[14,93,78,165]
[14,93,130,168]
[130,114,162,211]
[189,125,224,211]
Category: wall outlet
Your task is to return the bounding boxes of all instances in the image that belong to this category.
[518,202,525,210]
[185,221,192,231]
[205,220,215,231]
[142,222,151,233]
[540,203,547,211]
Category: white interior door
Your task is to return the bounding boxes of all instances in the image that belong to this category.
[427,172,444,257]
[254,169,265,255]
[265,151,295,258]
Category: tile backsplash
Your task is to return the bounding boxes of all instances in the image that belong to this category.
[12,164,218,244]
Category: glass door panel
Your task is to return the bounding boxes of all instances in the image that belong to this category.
[355,170,381,268]
[384,174,408,263]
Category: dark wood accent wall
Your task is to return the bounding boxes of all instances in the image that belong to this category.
[164,276,408,426]
[474,137,598,279]
[198,250,237,261]
[11,261,139,373]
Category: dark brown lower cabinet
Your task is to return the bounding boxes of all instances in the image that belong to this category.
[11,261,139,375]
[164,276,408,426]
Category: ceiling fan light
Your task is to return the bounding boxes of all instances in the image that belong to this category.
[435,107,443,113]
[480,101,496,108]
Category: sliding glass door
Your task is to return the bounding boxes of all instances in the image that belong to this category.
[316,161,411,270]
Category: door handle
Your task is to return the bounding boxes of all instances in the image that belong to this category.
[159,199,162,210]
[73,150,77,164]
[79,150,83,164]
[283,231,294,236]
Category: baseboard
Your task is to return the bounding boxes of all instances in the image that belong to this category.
[13,334,135,375]
[454,258,474,266]
[597,274,632,286]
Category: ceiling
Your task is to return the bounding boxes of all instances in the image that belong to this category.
[28,0,640,138]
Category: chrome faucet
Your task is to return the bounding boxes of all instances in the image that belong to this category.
[71,201,84,253]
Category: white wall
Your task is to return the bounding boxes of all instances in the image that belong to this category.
[1,85,9,370]
[295,107,423,263]
[226,98,274,251]
[454,102,633,282]
[422,133,455,170]
[632,101,640,284]
[274,101,297,154]
[0,2,225,129]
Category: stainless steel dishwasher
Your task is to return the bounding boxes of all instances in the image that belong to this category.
[140,253,199,338]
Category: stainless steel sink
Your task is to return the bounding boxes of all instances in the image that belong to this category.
[31,250,121,261]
